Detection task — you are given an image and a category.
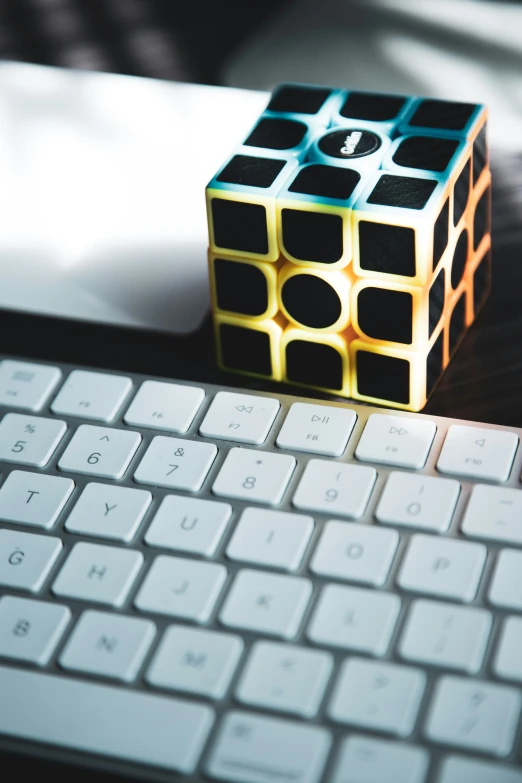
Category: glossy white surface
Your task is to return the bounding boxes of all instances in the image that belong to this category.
[0,61,268,334]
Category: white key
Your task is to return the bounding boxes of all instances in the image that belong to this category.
[206,711,331,783]
[397,534,486,601]
[0,666,213,774]
[145,495,232,556]
[124,380,205,433]
[51,370,132,422]
[329,658,426,737]
[398,600,492,673]
[276,402,356,456]
[60,610,156,682]
[58,425,141,479]
[0,360,61,411]
[220,569,312,639]
[375,472,460,533]
[310,521,398,586]
[200,391,280,445]
[489,549,522,610]
[135,555,226,622]
[425,676,521,756]
[0,413,66,467]
[332,736,429,783]
[134,436,217,491]
[0,470,74,529]
[0,595,70,664]
[213,448,295,505]
[293,460,376,519]
[462,484,522,545]
[226,507,314,571]
[355,414,436,469]
[307,584,401,655]
[147,625,243,699]
[64,483,152,542]
[439,756,522,783]
[493,616,522,683]
[437,424,518,482]
[0,529,62,591]
[52,542,143,606]
[236,641,333,718]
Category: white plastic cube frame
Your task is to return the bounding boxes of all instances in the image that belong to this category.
[206,151,299,262]
[276,162,369,270]
[352,172,450,287]
[328,90,416,135]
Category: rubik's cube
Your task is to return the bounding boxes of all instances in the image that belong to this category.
[206,84,491,411]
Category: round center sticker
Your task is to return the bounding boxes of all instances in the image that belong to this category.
[319,129,381,159]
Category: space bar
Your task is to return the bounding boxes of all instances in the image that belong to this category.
[0,666,214,773]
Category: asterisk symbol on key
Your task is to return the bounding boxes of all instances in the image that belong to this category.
[256,459,263,465]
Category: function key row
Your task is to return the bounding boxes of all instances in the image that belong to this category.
[0,360,520,481]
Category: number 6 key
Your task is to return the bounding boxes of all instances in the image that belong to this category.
[58,425,141,479]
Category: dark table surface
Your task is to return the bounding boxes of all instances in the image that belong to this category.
[0,149,520,429]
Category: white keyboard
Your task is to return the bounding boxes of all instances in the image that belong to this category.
[0,357,521,783]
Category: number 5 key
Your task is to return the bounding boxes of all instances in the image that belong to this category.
[0,414,67,468]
